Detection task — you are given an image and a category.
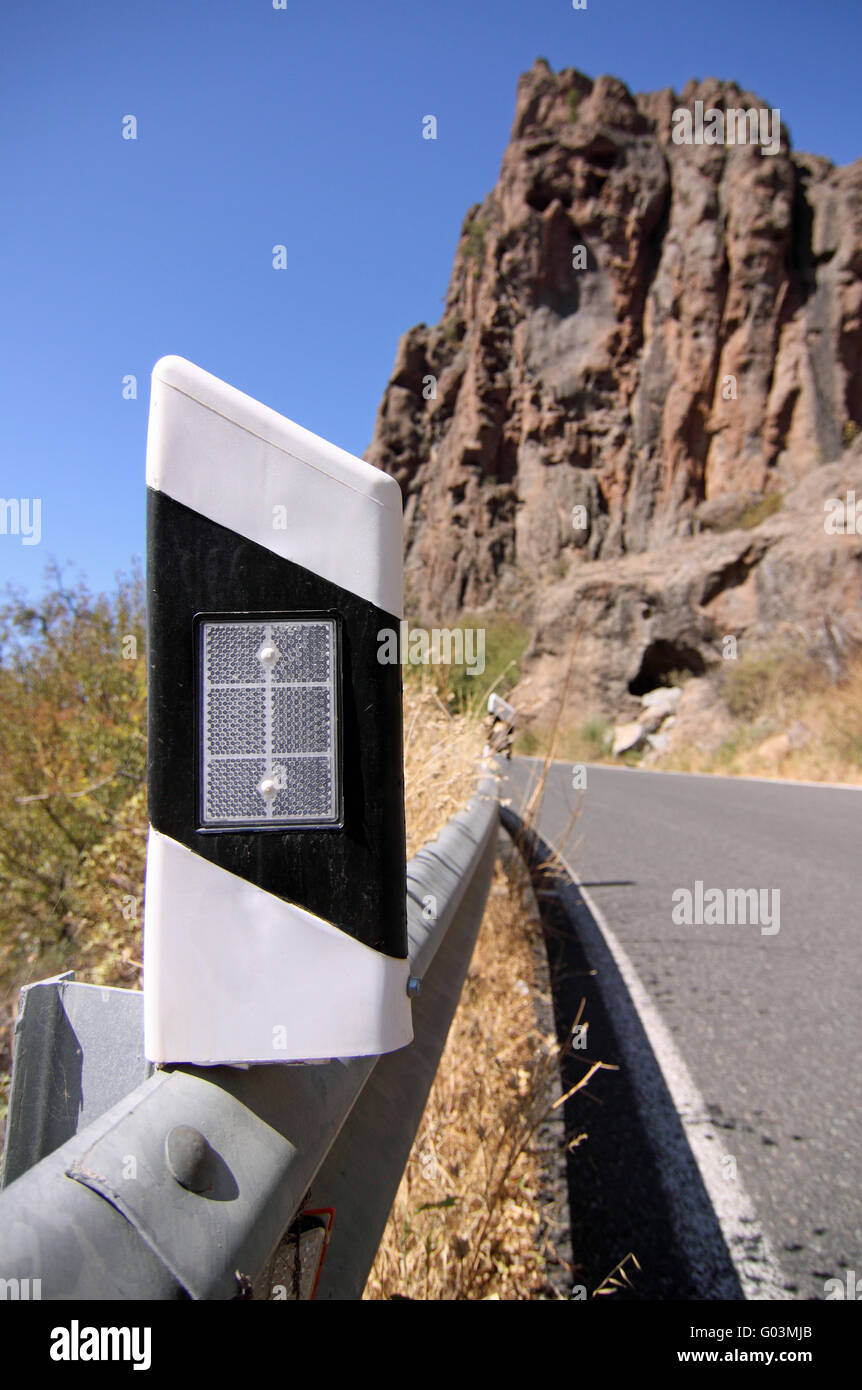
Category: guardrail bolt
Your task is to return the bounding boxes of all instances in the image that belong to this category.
[406,975,422,998]
[165,1124,215,1193]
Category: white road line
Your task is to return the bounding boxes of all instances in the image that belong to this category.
[521,755,862,792]
[544,830,794,1301]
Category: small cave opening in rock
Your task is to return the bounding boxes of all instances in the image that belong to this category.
[627,639,705,696]
[526,187,554,212]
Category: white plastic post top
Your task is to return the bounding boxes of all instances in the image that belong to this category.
[146,356,404,618]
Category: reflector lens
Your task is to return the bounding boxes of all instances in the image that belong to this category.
[200,617,339,828]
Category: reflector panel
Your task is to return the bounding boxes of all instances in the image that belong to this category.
[200,617,339,828]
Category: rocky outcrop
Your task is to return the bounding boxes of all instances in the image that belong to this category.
[365,62,862,653]
[513,454,862,721]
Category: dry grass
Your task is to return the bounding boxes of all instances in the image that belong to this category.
[661,650,862,783]
[402,678,486,859]
[4,674,601,1303]
[364,857,574,1300]
[0,790,147,1138]
[368,661,611,1300]
[49,786,147,989]
[516,650,862,787]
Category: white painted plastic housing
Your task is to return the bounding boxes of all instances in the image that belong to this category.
[146,355,403,618]
[143,357,412,1064]
[144,829,412,1064]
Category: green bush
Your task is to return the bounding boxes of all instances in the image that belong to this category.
[824,727,862,768]
[0,564,147,1129]
[407,614,530,717]
[720,643,821,720]
[576,716,612,759]
[515,713,613,764]
[515,726,542,757]
[462,215,486,268]
[0,564,146,937]
[737,492,783,530]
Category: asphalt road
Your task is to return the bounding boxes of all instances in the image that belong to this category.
[504,759,862,1301]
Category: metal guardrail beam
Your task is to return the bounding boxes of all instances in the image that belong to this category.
[0,774,499,1300]
[310,807,500,1298]
[1,975,153,1190]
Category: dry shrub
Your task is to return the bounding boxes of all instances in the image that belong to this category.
[517,647,862,787]
[402,678,485,858]
[364,858,573,1301]
[6,669,594,1304]
[667,649,862,783]
[719,640,822,721]
[372,648,613,1299]
[64,785,148,988]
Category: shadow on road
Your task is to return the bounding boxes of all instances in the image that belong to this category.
[500,806,744,1301]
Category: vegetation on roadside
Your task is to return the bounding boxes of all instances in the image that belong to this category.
[517,714,612,764]
[0,566,147,1133]
[515,641,862,784]
[402,612,531,718]
[372,680,617,1300]
[1,575,604,1303]
[366,850,573,1300]
[677,645,862,780]
[718,640,821,720]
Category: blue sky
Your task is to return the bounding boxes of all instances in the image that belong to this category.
[2,0,860,598]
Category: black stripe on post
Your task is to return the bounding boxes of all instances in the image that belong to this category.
[147,488,407,959]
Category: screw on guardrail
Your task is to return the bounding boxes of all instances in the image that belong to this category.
[164,1126,215,1194]
[144,357,413,1068]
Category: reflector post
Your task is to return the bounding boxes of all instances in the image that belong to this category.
[143,355,412,1065]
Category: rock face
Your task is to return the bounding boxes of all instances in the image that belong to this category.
[365,61,862,717]
[515,454,862,719]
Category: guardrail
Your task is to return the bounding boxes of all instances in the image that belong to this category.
[0,773,499,1300]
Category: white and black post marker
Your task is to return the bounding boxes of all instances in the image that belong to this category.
[143,356,413,1064]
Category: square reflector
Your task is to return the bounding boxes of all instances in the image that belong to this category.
[199,616,340,828]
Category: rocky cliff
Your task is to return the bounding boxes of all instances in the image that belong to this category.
[366,61,862,719]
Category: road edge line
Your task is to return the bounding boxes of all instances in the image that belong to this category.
[544,830,794,1302]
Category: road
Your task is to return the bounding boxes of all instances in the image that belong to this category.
[504,758,862,1301]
